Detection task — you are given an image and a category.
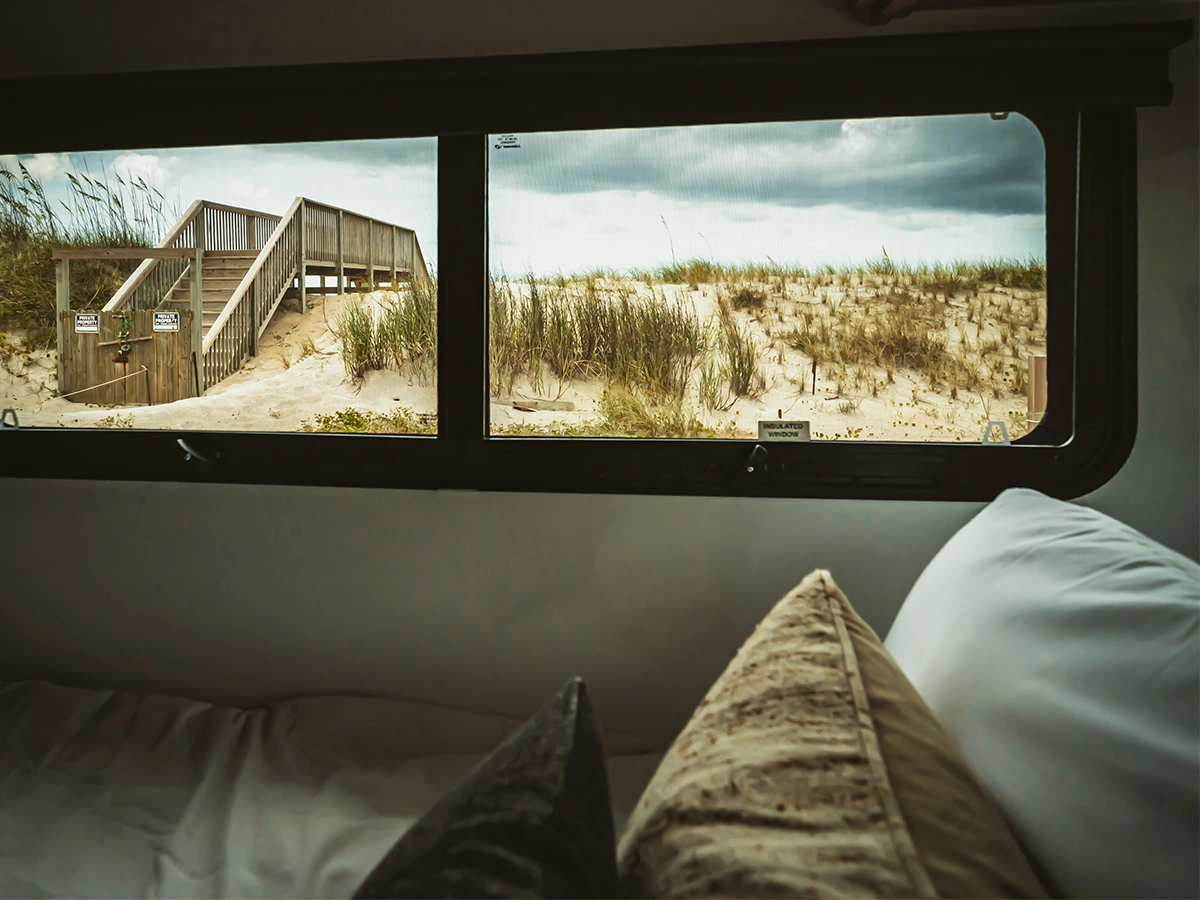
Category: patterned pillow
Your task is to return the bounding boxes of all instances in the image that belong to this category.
[353,677,617,899]
[617,570,1049,899]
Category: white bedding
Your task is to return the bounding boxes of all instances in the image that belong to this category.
[884,488,1200,900]
[0,680,663,899]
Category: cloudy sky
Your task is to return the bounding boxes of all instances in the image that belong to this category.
[6,112,1046,276]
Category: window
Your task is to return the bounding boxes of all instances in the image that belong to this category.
[486,114,1047,443]
[2,138,437,435]
[0,20,1191,498]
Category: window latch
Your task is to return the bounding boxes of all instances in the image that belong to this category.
[734,443,769,484]
[177,438,218,472]
[0,409,18,429]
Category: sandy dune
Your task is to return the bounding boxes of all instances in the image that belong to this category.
[491,277,1045,442]
[2,277,1044,443]
[3,291,435,432]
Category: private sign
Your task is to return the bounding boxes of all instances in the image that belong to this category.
[74,313,100,334]
[153,312,180,332]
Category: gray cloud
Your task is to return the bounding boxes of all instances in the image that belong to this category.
[255,138,437,170]
[113,117,1041,218]
[488,114,1045,216]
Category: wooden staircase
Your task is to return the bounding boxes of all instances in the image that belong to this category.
[103,198,431,393]
[159,252,258,337]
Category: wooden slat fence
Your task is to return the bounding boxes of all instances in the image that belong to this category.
[373,222,393,269]
[342,213,370,267]
[412,232,431,288]
[58,310,195,405]
[202,203,281,252]
[304,202,340,261]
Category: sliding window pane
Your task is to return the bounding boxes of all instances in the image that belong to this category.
[0,137,436,434]
[487,115,1047,442]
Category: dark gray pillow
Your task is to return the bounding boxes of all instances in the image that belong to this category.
[352,678,617,899]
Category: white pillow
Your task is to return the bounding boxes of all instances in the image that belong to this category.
[884,487,1199,900]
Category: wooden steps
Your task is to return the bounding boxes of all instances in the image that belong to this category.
[96,197,432,394]
[163,255,256,338]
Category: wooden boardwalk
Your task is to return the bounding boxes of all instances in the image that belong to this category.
[56,198,431,394]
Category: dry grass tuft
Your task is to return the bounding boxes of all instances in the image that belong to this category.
[0,159,177,341]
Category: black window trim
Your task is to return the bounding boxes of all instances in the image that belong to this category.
[0,19,1191,501]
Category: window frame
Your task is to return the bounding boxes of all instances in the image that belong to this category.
[0,20,1190,500]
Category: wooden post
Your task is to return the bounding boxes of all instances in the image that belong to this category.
[55,258,70,315]
[1027,354,1047,431]
[391,225,398,288]
[249,275,259,358]
[367,219,374,291]
[55,257,69,390]
[337,209,345,296]
[245,214,256,250]
[298,199,307,314]
[191,220,205,392]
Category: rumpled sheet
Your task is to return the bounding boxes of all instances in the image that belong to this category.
[0,679,663,899]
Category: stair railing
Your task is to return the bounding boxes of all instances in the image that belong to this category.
[202,197,305,389]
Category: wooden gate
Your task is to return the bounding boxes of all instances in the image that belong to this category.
[58,310,197,405]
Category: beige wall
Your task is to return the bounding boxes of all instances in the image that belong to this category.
[0,0,1195,747]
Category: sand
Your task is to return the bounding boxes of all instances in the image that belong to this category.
[1,278,1044,443]
[490,278,1044,442]
[2,291,435,432]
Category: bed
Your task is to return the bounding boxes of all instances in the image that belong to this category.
[0,679,662,898]
[2,488,1196,899]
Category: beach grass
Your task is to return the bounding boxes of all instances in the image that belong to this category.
[333,276,439,383]
[489,274,705,401]
[483,256,1045,425]
[300,386,739,438]
[0,159,176,341]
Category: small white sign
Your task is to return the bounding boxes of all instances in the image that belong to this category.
[758,420,811,441]
[74,313,100,334]
[153,311,180,332]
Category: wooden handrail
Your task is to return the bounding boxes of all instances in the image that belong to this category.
[196,199,278,219]
[412,234,432,288]
[103,199,284,313]
[203,196,304,356]
[104,199,204,311]
[54,247,196,260]
[298,197,432,285]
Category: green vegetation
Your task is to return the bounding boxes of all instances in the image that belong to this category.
[605,253,1045,293]
[301,387,739,439]
[333,277,438,382]
[489,275,704,400]
[777,276,1042,400]
[300,406,437,435]
[0,154,1045,445]
[714,294,768,400]
[483,254,1045,432]
[0,159,176,339]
